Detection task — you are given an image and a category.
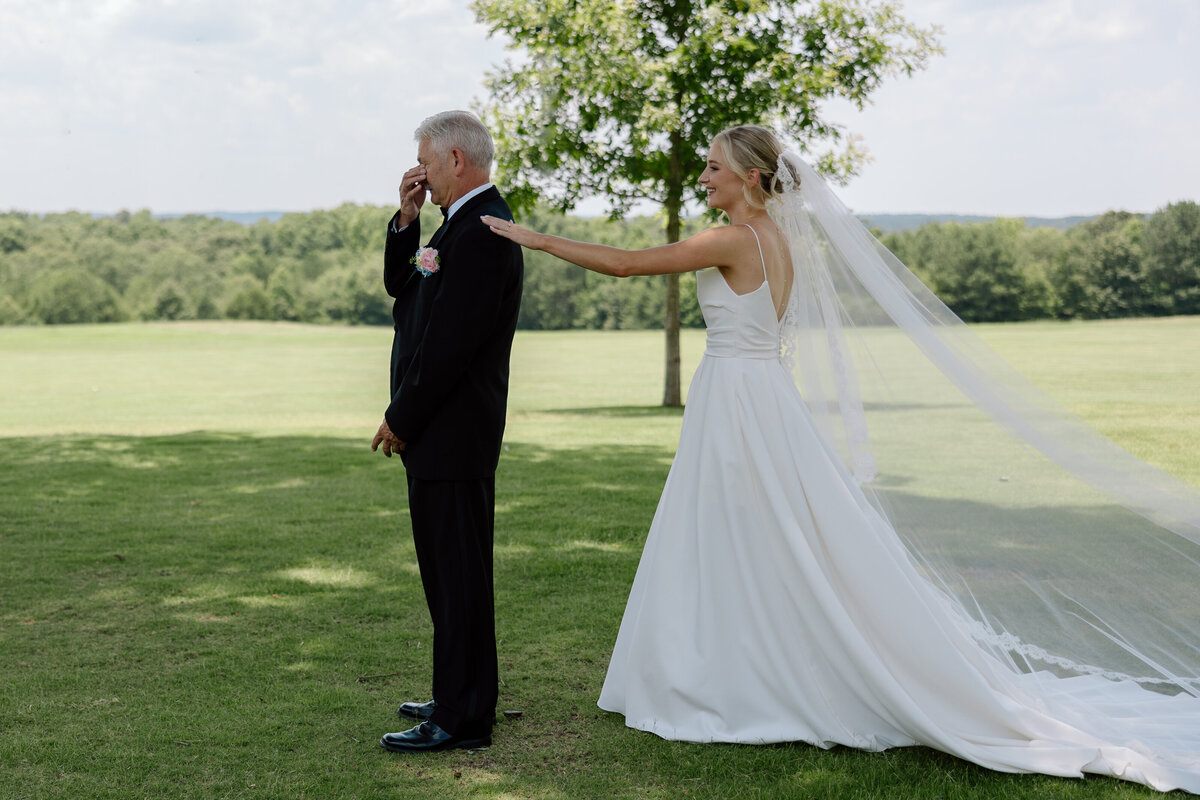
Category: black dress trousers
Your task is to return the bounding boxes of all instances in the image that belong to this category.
[405,473,498,737]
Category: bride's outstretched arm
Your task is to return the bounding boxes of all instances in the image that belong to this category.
[481,214,744,278]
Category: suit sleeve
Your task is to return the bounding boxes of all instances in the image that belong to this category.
[384,214,518,443]
[383,211,420,298]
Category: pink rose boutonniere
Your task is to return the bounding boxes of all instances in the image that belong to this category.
[411,247,441,277]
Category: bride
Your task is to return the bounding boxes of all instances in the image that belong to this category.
[483,125,1200,794]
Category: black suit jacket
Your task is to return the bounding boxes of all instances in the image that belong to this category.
[383,186,523,480]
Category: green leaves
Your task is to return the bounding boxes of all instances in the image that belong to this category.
[474,0,943,215]
[474,0,942,403]
[1143,201,1200,315]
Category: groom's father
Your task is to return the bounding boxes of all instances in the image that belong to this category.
[371,110,523,753]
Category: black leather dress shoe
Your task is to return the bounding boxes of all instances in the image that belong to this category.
[396,699,436,721]
[379,721,491,753]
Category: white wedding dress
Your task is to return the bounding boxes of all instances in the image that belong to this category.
[597,229,1200,793]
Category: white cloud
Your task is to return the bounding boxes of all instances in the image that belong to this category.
[115,0,258,46]
[0,0,1195,216]
[0,0,512,212]
[990,0,1147,46]
[829,0,1200,215]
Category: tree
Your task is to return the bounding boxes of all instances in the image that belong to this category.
[28,268,125,324]
[267,264,303,321]
[473,0,941,404]
[0,215,28,254]
[1050,212,1149,319]
[920,220,1029,323]
[1013,226,1063,319]
[151,280,190,321]
[0,293,29,325]
[311,260,392,325]
[1143,201,1200,316]
[223,275,272,320]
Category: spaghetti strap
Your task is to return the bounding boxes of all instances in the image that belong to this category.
[742,224,768,285]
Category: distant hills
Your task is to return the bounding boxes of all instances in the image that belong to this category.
[855,213,1099,233]
[152,211,289,224]
[142,210,1101,233]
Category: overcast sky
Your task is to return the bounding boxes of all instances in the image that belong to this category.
[1,0,1196,217]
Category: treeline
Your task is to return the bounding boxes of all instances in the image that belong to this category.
[1,201,1197,328]
[0,206,395,327]
[0,205,705,329]
[881,203,1200,321]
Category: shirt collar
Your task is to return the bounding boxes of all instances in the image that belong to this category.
[444,183,493,222]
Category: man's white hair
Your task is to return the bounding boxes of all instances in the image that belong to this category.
[414,110,494,169]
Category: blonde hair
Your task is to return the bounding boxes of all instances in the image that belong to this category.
[711,125,796,209]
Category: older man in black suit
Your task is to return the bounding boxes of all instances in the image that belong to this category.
[371,110,523,753]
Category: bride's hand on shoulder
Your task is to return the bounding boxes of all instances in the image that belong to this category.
[481,215,543,250]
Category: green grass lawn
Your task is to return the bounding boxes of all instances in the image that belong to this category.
[1,318,1197,800]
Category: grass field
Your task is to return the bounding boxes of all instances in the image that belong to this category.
[1,318,1198,799]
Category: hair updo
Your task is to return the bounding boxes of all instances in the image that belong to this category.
[711,125,799,209]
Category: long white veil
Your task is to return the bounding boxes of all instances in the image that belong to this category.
[771,151,1200,693]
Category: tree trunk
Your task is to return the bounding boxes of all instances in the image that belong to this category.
[662,272,680,406]
[662,129,684,407]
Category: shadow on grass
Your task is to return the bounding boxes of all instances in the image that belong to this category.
[542,404,687,418]
[0,432,1168,799]
[544,403,972,417]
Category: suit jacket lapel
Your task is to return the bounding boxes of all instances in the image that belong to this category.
[405,188,503,291]
[427,218,451,250]
[429,187,500,248]
[397,214,451,295]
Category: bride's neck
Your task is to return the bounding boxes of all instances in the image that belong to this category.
[725,205,770,227]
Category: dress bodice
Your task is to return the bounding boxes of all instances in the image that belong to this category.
[696,228,781,360]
